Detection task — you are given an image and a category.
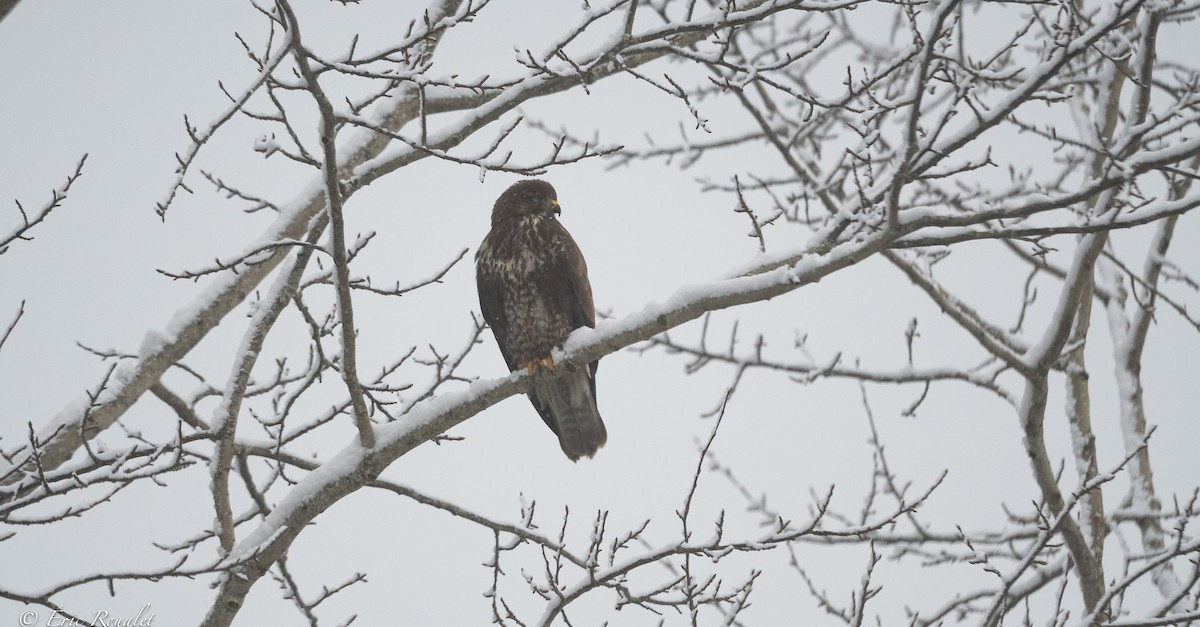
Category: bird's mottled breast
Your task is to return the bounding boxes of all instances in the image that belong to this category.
[476,216,573,364]
[475,215,566,278]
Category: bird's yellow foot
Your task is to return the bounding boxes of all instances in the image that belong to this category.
[520,356,556,377]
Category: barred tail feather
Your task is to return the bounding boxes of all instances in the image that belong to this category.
[534,370,607,461]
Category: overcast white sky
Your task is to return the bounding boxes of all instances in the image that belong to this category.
[1,1,1198,625]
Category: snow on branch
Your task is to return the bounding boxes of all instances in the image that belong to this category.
[201,222,900,624]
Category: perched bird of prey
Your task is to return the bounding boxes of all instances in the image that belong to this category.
[475,180,607,461]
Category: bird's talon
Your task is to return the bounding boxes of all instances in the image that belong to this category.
[518,356,557,378]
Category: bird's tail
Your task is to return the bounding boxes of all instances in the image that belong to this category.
[533,369,607,461]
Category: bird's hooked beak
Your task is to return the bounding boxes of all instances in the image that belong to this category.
[550,198,561,216]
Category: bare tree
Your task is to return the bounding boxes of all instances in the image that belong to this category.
[2,0,1198,625]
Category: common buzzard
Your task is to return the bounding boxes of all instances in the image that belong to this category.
[475,180,607,461]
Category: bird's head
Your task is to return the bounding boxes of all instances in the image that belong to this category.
[491,179,560,226]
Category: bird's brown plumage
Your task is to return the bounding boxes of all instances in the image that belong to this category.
[475,180,607,461]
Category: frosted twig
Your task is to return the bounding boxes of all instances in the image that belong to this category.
[0,300,23,354]
[1,154,87,255]
[279,0,375,449]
